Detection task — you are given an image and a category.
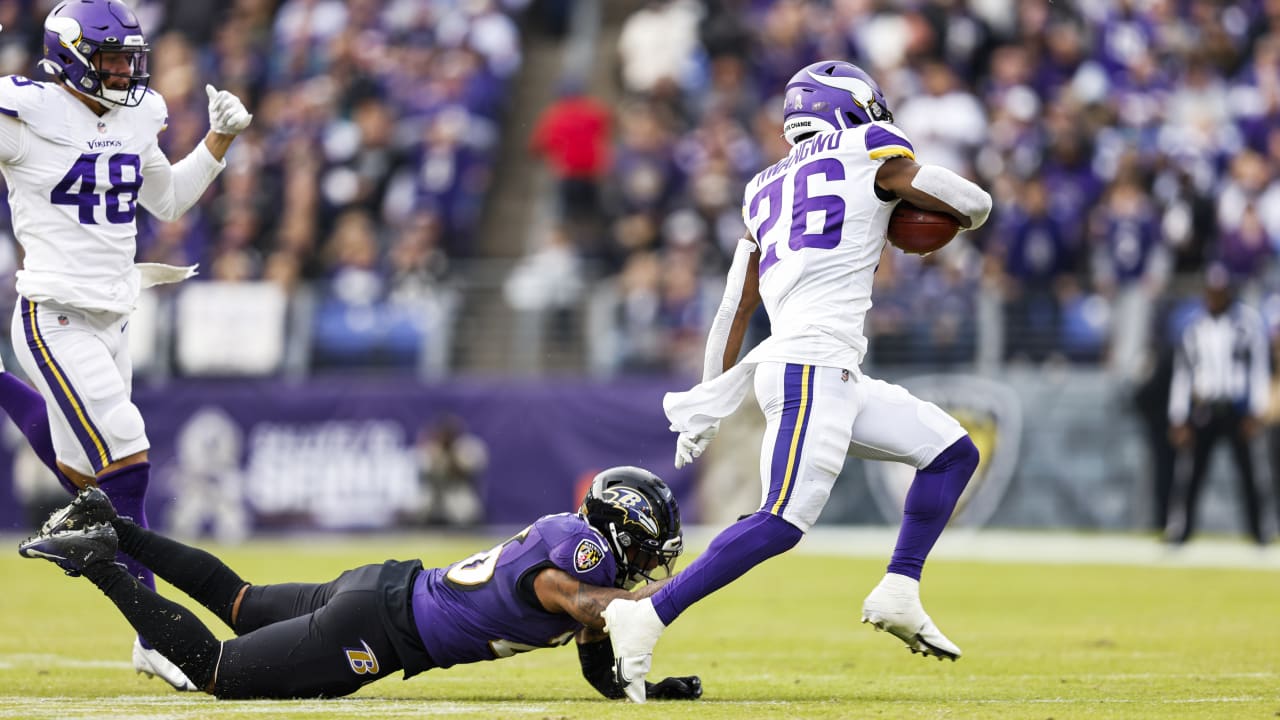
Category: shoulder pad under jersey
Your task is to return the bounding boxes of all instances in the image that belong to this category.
[130,88,170,137]
[0,75,55,125]
[862,122,915,162]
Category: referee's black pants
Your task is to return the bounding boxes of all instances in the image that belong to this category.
[1166,403,1267,545]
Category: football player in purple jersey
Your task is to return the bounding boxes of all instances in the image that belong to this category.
[0,0,252,689]
[19,467,701,701]
[603,61,993,701]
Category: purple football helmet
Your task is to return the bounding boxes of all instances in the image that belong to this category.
[781,60,893,145]
[39,0,150,108]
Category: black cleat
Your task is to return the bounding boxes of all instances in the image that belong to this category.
[40,487,117,536]
[18,523,119,576]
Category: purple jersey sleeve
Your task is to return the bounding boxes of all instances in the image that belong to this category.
[409,513,619,669]
[546,525,616,589]
[864,123,915,161]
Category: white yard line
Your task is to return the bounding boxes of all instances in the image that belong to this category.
[764,527,1280,570]
[0,698,555,718]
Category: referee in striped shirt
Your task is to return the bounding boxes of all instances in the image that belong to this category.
[1165,266,1271,546]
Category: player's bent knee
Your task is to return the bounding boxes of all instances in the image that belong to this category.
[954,435,980,470]
[927,435,979,474]
[104,402,147,444]
[763,507,816,542]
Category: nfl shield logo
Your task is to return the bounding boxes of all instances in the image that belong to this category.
[57,315,69,326]
[97,121,107,134]
[865,374,1022,528]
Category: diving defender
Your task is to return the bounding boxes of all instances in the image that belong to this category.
[20,468,700,701]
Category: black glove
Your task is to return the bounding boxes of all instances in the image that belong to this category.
[646,675,703,700]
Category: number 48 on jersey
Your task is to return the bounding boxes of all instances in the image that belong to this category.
[50,152,142,225]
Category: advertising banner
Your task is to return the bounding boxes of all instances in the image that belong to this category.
[0,378,696,534]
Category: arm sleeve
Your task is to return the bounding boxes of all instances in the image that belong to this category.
[0,116,23,163]
[138,140,225,222]
[701,238,757,382]
[577,638,676,700]
[578,638,627,699]
[910,164,993,230]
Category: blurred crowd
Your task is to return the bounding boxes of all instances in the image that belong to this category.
[1,0,1279,381]
[0,0,535,371]
[556,0,1280,380]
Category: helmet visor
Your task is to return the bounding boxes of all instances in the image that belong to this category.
[94,47,148,84]
[623,535,683,588]
[91,45,150,106]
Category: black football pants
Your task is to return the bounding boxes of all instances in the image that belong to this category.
[87,520,403,698]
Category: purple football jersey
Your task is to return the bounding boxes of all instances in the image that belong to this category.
[410,513,617,668]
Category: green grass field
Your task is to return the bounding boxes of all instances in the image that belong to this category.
[0,532,1277,719]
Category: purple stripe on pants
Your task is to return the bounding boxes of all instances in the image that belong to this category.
[21,299,112,472]
[765,363,813,516]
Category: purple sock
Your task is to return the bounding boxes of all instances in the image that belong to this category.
[886,436,979,581]
[97,462,157,593]
[0,372,77,493]
[652,511,803,625]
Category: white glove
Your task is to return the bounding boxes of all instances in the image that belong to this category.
[674,422,719,468]
[205,84,252,135]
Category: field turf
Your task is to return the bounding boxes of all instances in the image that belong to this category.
[0,531,1276,719]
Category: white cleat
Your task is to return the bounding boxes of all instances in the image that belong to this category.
[861,573,962,661]
[132,638,198,691]
[601,597,666,703]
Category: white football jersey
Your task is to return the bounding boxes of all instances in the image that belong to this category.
[740,122,915,370]
[0,75,169,313]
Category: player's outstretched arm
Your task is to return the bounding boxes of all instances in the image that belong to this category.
[534,569,701,699]
[575,628,703,701]
[876,157,992,230]
[532,567,670,630]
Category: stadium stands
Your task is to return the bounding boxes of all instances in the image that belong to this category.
[0,0,1276,381]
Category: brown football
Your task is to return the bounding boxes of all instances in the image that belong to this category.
[887,202,961,255]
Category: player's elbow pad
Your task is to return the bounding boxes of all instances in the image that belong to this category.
[577,639,627,699]
[911,164,992,231]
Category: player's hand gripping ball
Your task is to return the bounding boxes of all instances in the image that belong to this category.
[887,202,961,255]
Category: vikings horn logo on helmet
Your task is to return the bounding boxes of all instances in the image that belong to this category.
[781,60,893,146]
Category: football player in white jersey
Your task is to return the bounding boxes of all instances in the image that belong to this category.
[601,61,994,701]
[0,0,251,690]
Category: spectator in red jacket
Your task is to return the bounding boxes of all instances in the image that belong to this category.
[531,79,613,246]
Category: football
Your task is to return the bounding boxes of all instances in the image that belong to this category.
[887,202,961,255]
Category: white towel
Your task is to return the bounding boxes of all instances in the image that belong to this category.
[663,362,757,435]
[137,263,199,288]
